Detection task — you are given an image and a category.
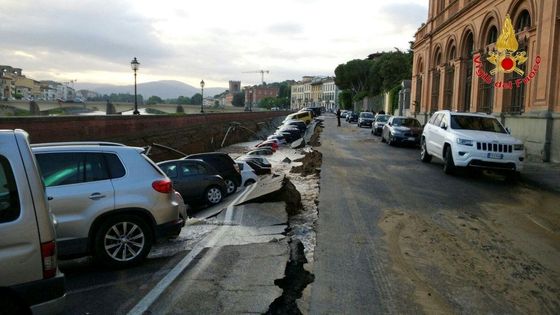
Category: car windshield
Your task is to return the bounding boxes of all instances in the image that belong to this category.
[376,115,389,122]
[360,112,374,118]
[393,118,420,127]
[450,115,506,133]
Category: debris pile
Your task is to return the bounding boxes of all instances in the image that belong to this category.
[290,150,322,176]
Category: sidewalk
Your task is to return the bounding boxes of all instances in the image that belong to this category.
[521,161,560,193]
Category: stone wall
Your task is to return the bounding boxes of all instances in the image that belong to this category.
[0,112,287,162]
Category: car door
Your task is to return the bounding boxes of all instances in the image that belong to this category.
[0,147,43,285]
[431,113,448,157]
[178,162,208,199]
[426,113,443,157]
[35,152,115,252]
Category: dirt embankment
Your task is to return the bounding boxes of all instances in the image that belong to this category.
[379,187,560,314]
[290,150,322,176]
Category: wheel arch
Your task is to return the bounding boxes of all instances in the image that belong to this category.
[88,208,156,252]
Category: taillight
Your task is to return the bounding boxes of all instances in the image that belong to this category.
[152,179,173,193]
[41,241,57,279]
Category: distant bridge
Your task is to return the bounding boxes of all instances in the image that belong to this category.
[0,100,244,115]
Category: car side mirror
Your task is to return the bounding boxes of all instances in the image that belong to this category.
[506,127,511,134]
[441,124,447,130]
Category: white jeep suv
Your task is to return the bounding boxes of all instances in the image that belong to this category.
[420,110,525,175]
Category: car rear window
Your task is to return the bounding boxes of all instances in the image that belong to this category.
[0,155,20,223]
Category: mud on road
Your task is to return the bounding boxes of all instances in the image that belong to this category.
[380,186,560,314]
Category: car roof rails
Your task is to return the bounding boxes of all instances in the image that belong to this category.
[31,141,126,148]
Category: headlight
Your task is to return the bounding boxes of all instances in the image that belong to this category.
[514,143,524,150]
[456,138,473,146]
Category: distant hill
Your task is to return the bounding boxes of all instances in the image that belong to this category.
[75,80,227,99]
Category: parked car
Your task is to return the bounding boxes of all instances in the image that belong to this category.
[1,129,66,314]
[341,110,350,118]
[32,142,184,268]
[246,148,274,156]
[420,110,525,176]
[158,159,227,206]
[381,116,423,146]
[357,112,375,128]
[256,140,278,152]
[280,119,307,132]
[347,112,359,123]
[283,111,313,125]
[267,135,287,145]
[236,161,258,187]
[236,156,272,175]
[183,152,242,195]
[372,114,390,136]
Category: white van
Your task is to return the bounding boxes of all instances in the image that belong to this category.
[0,129,65,314]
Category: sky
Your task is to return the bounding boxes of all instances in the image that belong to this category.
[0,0,428,88]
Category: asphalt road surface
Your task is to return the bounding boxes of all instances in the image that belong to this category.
[310,115,560,314]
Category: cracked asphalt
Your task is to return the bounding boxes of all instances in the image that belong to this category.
[309,114,560,314]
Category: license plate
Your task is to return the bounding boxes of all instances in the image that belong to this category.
[487,153,503,159]
[408,137,415,141]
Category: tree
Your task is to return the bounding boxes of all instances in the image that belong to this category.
[338,90,353,110]
[334,59,373,96]
[191,93,202,105]
[232,92,245,107]
[146,95,163,105]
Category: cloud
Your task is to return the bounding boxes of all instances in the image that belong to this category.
[380,2,428,32]
[267,23,304,35]
[0,0,428,87]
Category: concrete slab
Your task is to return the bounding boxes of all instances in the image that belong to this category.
[235,174,285,205]
[216,201,287,226]
[148,241,288,314]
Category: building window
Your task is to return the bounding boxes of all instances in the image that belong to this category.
[443,65,454,109]
[516,10,531,32]
[431,70,440,112]
[462,33,474,112]
[414,58,423,113]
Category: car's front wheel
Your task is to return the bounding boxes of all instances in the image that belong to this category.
[420,138,432,163]
[94,215,153,268]
[205,186,223,204]
[224,179,238,195]
[443,147,456,175]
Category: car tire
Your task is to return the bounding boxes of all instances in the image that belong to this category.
[205,186,223,205]
[244,179,256,187]
[420,138,432,163]
[94,214,153,268]
[224,179,238,195]
[443,147,456,175]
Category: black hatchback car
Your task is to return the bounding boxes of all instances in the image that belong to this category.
[183,152,241,195]
[157,159,227,206]
[381,116,423,146]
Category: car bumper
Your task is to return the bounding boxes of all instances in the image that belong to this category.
[454,150,524,171]
[12,272,66,314]
[155,218,185,239]
[359,121,373,127]
[392,135,420,144]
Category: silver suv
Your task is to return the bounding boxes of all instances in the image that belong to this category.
[421,110,525,176]
[32,142,184,268]
[1,129,65,313]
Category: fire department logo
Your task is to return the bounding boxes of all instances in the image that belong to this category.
[487,14,527,75]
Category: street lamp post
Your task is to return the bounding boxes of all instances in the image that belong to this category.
[130,57,140,115]
[200,80,205,113]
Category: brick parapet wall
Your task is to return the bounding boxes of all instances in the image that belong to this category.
[0,112,288,161]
